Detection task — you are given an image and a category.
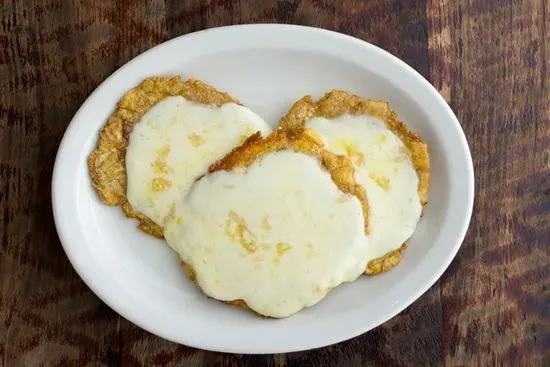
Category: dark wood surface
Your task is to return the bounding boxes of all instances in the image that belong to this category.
[1,0,548,366]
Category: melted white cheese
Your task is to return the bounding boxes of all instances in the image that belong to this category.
[305,115,422,260]
[126,96,271,226]
[163,151,368,318]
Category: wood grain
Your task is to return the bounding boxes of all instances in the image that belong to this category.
[0,0,547,366]
[428,0,550,365]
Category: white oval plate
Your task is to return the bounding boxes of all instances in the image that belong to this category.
[52,25,474,354]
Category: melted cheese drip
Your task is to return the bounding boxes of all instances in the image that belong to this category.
[164,151,368,318]
[305,115,422,260]
[126,96,271,226]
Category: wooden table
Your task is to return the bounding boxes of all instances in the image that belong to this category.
[1,1,548,365]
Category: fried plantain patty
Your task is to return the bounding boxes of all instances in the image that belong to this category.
[278,90,430,275]
[87,76,239,238]
[182,128,370,314]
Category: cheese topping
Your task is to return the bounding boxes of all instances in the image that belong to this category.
[163,151,368,318]
[305,115,422,260]
[126,96,271,226]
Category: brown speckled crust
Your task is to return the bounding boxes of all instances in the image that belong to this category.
[186,128,370,315]
[87,76,239,238]
[278,91,430,275]
[364,244,407,276]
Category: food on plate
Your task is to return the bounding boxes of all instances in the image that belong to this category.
[278,90,430,275]
[88,76,271,237]
[163,130,370,318]
[88,78,430,317]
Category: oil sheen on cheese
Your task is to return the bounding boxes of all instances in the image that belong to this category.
[163,151,368,318]
[305,115,422,261]
[126,96,271,226]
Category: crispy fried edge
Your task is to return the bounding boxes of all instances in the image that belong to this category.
[278,90,431,275]
[87,76,239,238]
[184,129,370,316]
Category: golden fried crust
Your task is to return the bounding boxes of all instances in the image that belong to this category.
[278,90,430,275]
[364,244,407,276]
[186,129,370,315]
[87,76,239,238]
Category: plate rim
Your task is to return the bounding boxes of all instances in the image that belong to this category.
[52,24,474,354]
